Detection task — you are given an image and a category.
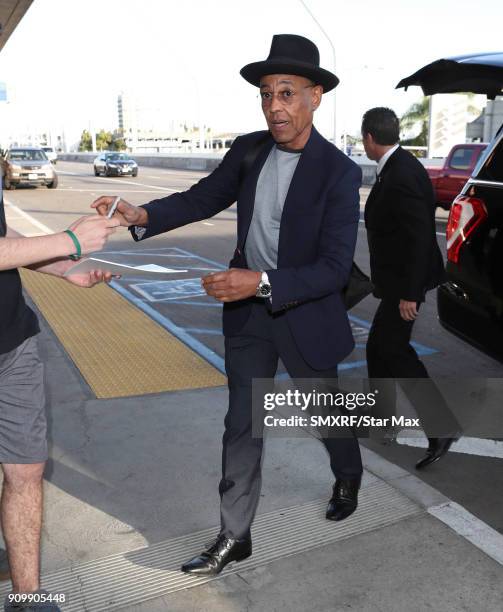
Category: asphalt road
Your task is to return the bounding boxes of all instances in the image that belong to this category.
[4,160,503,534]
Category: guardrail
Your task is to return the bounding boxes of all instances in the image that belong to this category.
[58,152,224,173]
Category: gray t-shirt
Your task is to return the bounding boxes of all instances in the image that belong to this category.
[244,145,301,271]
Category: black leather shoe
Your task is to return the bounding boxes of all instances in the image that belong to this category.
[181,534,252,576]
[326,476,362,522]
[415,435,460,470]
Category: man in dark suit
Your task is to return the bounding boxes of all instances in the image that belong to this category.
[93,34,363,576]
[362,107,460,469]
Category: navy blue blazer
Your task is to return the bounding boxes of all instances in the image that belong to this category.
[133,126,362,370]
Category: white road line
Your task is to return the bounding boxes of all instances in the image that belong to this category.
[57,170,176,192]
[429,501,503,566]
[4,199,52,235]
[202,222,214,226]
[396,430,503,459]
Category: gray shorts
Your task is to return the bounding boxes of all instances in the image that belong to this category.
[0,336,47,464]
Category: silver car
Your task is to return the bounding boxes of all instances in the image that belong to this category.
[1,148,58,189]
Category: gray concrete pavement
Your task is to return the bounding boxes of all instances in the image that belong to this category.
[127,515,503,612]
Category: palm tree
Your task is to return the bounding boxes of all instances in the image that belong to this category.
[400,97,430,147]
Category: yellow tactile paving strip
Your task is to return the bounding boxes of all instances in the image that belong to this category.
[20,270,226,398]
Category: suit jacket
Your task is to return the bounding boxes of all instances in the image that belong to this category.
[133,127,362,370]
[364,146,445,302]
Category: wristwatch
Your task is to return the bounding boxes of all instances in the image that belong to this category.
[256,271,272,298]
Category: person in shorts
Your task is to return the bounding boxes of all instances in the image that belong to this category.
[0,181,118,610]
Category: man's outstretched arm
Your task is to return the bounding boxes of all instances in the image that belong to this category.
[91,134,253,239]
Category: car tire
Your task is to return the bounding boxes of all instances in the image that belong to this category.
[47,175,58,189]
[105,168,110,177]
[132,169,138,177]
[94,166,100,176]
[4,176,15,190]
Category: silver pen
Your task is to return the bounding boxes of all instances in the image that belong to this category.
[107,196,121,219]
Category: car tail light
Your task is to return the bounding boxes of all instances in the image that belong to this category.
[446,195,487,263]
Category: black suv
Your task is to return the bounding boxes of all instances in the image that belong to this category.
[437,126,503,361]
[398,52,503,362]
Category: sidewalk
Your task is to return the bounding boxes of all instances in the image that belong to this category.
[0,310,502,611]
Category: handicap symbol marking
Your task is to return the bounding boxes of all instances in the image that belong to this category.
[109,246,225,302]
[131,278,207,302]
[105,246,226,275]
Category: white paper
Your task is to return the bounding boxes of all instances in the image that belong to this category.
[64,257,188,276]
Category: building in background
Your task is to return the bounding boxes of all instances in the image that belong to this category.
[0,126,67,152]
[467,97,503,143]
[117,92,213,154]
[428,94,486,157]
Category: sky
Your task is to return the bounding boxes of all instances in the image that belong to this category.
[0,0,502,147]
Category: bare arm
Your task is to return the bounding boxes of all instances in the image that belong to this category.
[1,226,74,271]
[2,217,120,287]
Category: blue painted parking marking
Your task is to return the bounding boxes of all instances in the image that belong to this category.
[173,301,223,308]
[131,278,206,302]
[184,328,223,336]
[110,246,439,375]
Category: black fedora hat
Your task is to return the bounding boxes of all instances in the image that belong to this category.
[240,34,339,93]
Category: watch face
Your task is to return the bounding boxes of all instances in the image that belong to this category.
[259,283,271,297]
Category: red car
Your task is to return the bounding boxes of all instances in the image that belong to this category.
[426,143,487,209]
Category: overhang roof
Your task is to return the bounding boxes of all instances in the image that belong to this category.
[0,0,33,53]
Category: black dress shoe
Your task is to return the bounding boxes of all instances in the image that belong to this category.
[326,475,362,522]
[181,534,252,576]
[415,435,460,470]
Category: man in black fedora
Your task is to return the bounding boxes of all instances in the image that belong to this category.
[92,34,363,575]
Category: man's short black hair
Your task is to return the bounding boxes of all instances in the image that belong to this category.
[361,107,400,145]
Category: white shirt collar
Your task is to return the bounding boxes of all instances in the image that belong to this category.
[376,144,399,176]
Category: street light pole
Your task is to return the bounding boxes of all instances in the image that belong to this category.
[299,0,338,148]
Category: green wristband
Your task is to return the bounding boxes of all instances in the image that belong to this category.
[64,230,82,261]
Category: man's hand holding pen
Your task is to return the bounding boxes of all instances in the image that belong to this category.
[92,195,148,227]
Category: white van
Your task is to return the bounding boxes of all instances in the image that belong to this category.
[41,146,57,164]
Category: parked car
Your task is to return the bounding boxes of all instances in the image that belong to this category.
[93,152,138,177]
[425,143,487,209]
[1,147,58,189]
[41,146,58,164]
[437,126,503,361]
